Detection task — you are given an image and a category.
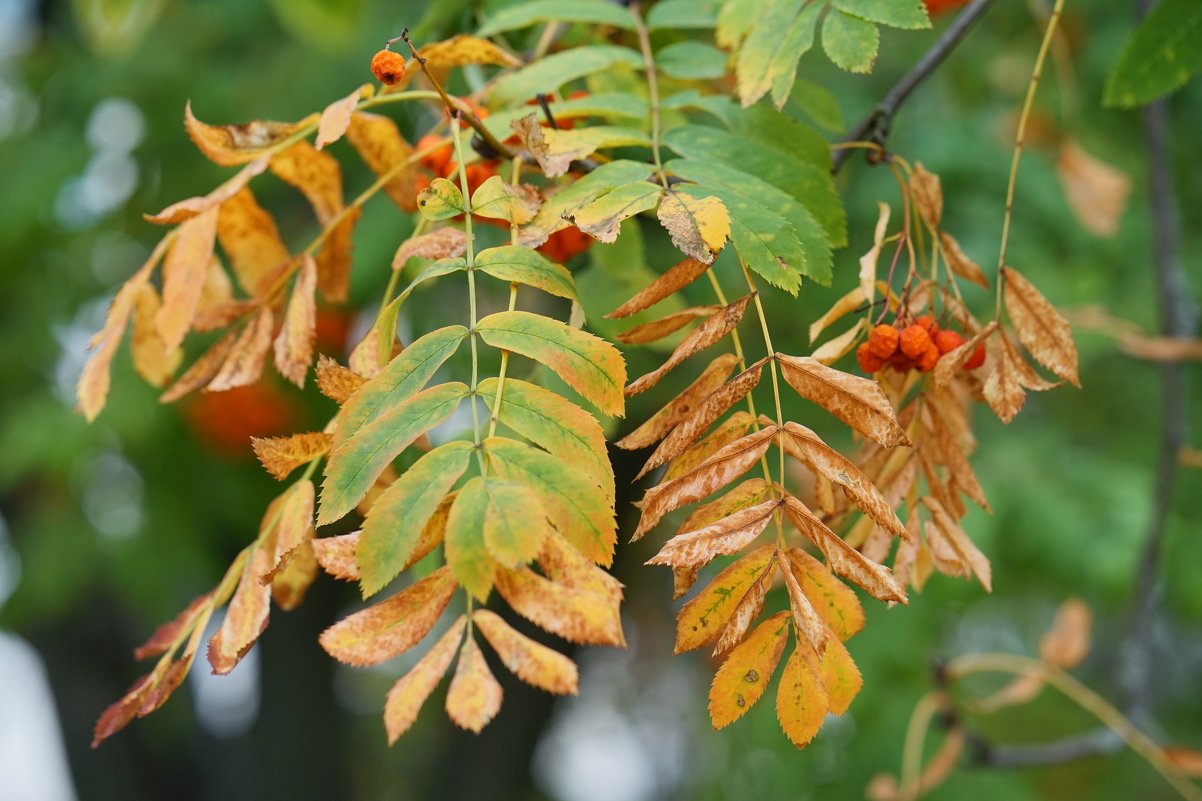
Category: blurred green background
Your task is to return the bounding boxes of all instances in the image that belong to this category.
[1,0,1199,799]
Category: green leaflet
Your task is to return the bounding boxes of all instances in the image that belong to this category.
[477,377,614,502]
[658,42,729,80]
[474,246,578,301]
[373,294,404,373]
[358,441,474,598]
[568,181,664,243]
[1104,0,1202,107]
[481,479,552,568]
[476,0,636,36]
[393,258,469,308]
[470,176,540,225]
[489,45,644,106]
[648,0,720,30]
[336,325,467,444]
[767,4,822,108]
[319,382,468,526]
[822,10,879,74]
[519,160,653,247]
[476,311,626,417]
[671,158,832,277]
[831,0,930,29]
[716,0,761,48]
[789,77,845,132]
[484,437,617,567]
[735,0,815,108]
[663,124,845,247]
[416,178,465,221]
[444,477,494,602]
[483,93,649,139]
[673,96,831,169]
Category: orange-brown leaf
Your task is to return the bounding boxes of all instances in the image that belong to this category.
[648,499,780,569]
[776,354,909,448]
[261,480,315,584]
[780,551,829,655]
[346,111,420,212]
[819,636,862,715]
[216,188,291,297]
[776,640,829,748]
[634,425,777,540]
[662,411,755,482]
[184,102,302,166]
[133,593,212,661]
[130,284,182,387]
[273,255,317,386]
[272,140,342,221]
[1055,138,1131,238]
[145,157,269,225]
[315,85,366,150]
[494,566,625,647]
[616,353,738,450]
[709,612,789,729]
[207,306,274,392]
[474,609,579,695]
[318,565,458,666]
[811,318,868,365]
[315,206,361,303]
[939,232,989,288]
[787,549,864,641]
[625,294,751,396]
[710,562,774,657]
[252,432,332,481]
[208,542,273,674]
[445,636,504,733]
[608,256,712,319]
[156,206,220,352]
[933,321,997,387]
[1038,597,1091,668]
[393,227,469,269]
[1002,266,1079,386]
[616,305,721,345]
[384,616,466,744]
[921,497,991,591]
[676,478,774,534]
[158,330,238,403]
[809,286,866,344]
[675,544,775,653]
[312,532,360,580]
[909,163,942,228]
[315,354,366,404]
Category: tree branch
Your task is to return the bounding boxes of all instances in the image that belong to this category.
[969,728,1123,769]
[832,0,998,173]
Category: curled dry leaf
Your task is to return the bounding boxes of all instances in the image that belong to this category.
[811,318,868,365]
[156,207,220,352]
[932,321,997,387]
[859,202,891,306]
[711,564,774,658]
[473,610,579,695]
[1056,138,1131,238]
[1038,597,1092,669]
[809,285,865,344]
[274,255,317,387]
[676,478,774,535]
[184,102,303,166]
[616,353,738,450]
[617,306,721,346]
[445,636,504,734]
[609,255,712,320]
[625,294,752,396]
[635,425,778,540]
[675,544,776,653]
[709,612,790,729]
[787,549,864,642]
[312,532,361,581]
[776,354,909,447]
[207,307,274,392]
[648,498,781,569]
[1001,266,1080,386]
[780,551,830,654]
[384,616,466,744]
[159,331,238,403]
[663,411,755,482]
[983,331,1055,424]
[938,232,989,288]
[909,163,943,228]
[315,85,367,150]
[393,227,468,269]
[318,565,458,667]
[208,541,273,674]
[921,497,991,591]
[656,190,731,264]
[133,593,213,661]
[252,431,332,481]
[315,354,366,404]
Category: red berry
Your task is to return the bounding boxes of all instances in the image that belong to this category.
[856,342,885,374]
[867,324,899,359]
[899,325,932,359]
[934,329,964,355]
[370,50,407,86]
[964,343,987,370]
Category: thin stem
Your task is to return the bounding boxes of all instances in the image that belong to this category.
[995,0,1065,317]
[631,2,669,188]
[450,118,487,473]
[948,653,1202,801]
[899,691,948,801]
[380,217,428,314]
[833,0,999,172]
[488,157,524,439]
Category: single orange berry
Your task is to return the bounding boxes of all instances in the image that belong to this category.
[934,329,964,355]
[370,50,407,86]
[538,227,593,263]
[416,134,452,176]
[964,343,987,370]
[917,343,940,373]
[856,342,885,374]
[867,324,900,359]
[899,325,932,359]
[914,315,939,337]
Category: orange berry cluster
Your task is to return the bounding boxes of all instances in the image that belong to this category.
[856,316,985,375]
[414,101,498,197]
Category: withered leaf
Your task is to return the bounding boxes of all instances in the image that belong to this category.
[207,307,274,392]
[208,541,273,674]
[663,411,755,482]
[676,544,776,654]
[445,636,504,734]
[625,294,751,396]
[939,232,989,288]
[709,612,789,729]
[775,640,829,748]
[384,616,465,744]
[616,353,738,450]
[159,331,238,403]
[315,85,367,150]
[811,318,868,365]
[494,566,625,647]
[1038,597,1091,669]
[1002,266,1079,386]
[677,478,774,534]
[711,563,774,658]
[648,498,781,569]
[780,551,829,655]
[656,190,731,264]
[616,306,721,346]
[145,157,269,225]
[216,188,291,297]
[130,284,182,387]
[608,255,712,320]
[261,480,315,584]
[313,532,360,580]
[809,286,866,344]
[859,203,890,307]
[921,497,991,591]
[786,549,864,642]
[776,354,909,447]
[932,321,997,387]
[252,432,331,481]
[909,163,942,228]
[1056,139,1131,238]
[184,102,303,166]
[393,227,468,269]
[273,255,317,386]
[346,112,421,212]
[319,565,458,667]
[156,206,220,352]
[315,206,361,304]
[133,593,212,661]
[315,354,366,404]
[474,609,579,696]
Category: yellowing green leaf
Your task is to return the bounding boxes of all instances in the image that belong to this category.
[656,190,730,264]
[470,176,542,224]
[494,565,625,646]
[443,478,495,602]
[676,544,775,653]
[475,246,577,300]
[568,181,664,242]
[489,45,644,106]
[418,34,523,68]
[417,177,466,220]
[822,10,879,74]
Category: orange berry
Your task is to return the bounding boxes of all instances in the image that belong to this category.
[917,343,940,373]
[856,342,885,374]
[934,329,964,355]
[889,350,915,372]
[867,324,899,359]
[416,134,452,176]
[964,343,987,370]
[538,227,593,263]
[370,50,407,86]
[914,315,939,337]
[899,325,932,359]
[465,162,496,194]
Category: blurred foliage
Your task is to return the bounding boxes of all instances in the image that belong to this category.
[0,0,1199,799]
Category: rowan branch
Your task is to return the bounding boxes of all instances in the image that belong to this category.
[832,0,998,173]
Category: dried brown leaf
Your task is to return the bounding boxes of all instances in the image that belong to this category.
[809,286,866,344]
[675,544,776,653]
[859,203,890,306]
[315,85,366,150]
[1056,139,1131,238]
[616,353,738,450]
[663,411,755,482]
[156,207,220,352]
[625,294,751,396]
[208,542,273,674]
[811,318,868,365]
[158,331,238,403]
[145,157,269,225]
[1039,597,1092,668]
[921,497,991,591]
[656,189,730,264]
[252,432,331,482]
[648,498,781,569]
[780,550,830,654]
[608,256,711,319]
[1002,266,1079,386]
[207,307,274,392]
[393,227,469,269]
[909,163,942,228]
[313,532,360,581]
[777,354,909,447]
[616,305,721,345]
[273,255,317,386]
[939,232,990,288]
[933,321,997,387]
[184,102,302,166]
[710,564,775,658]
[346,112,420,212]
[445,636,504,733]
[315,354,366,404]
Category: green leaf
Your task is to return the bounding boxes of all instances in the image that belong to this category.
[470,176,541,224]
[484,437,616,566]
[822,10,879,73]
[336,325,468,444]
[358,441,474,598]
[519,160,653,247]
[373,295,404,372]
[789,77,845,132]
[832,0,930,29]
[476,311,627,417]
[716,0,762,48]
[444,477,494,602]
[673,95,831,168]
[1104,0,1202,108]
[648,0,720,29]
[319,382,469,526]
[477,377,613,502]
[476,0,636,36]
[484,93,649,137]
[475,246,578,300]
[568,182,664,243]
[481,479,552,567]
[417,178,465,221]
[393,258,469,308]
[657,42,729,80]
[767,4,822,108]
[663,124,845,246]
[734,0,817,107]
[489,45,644,106]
